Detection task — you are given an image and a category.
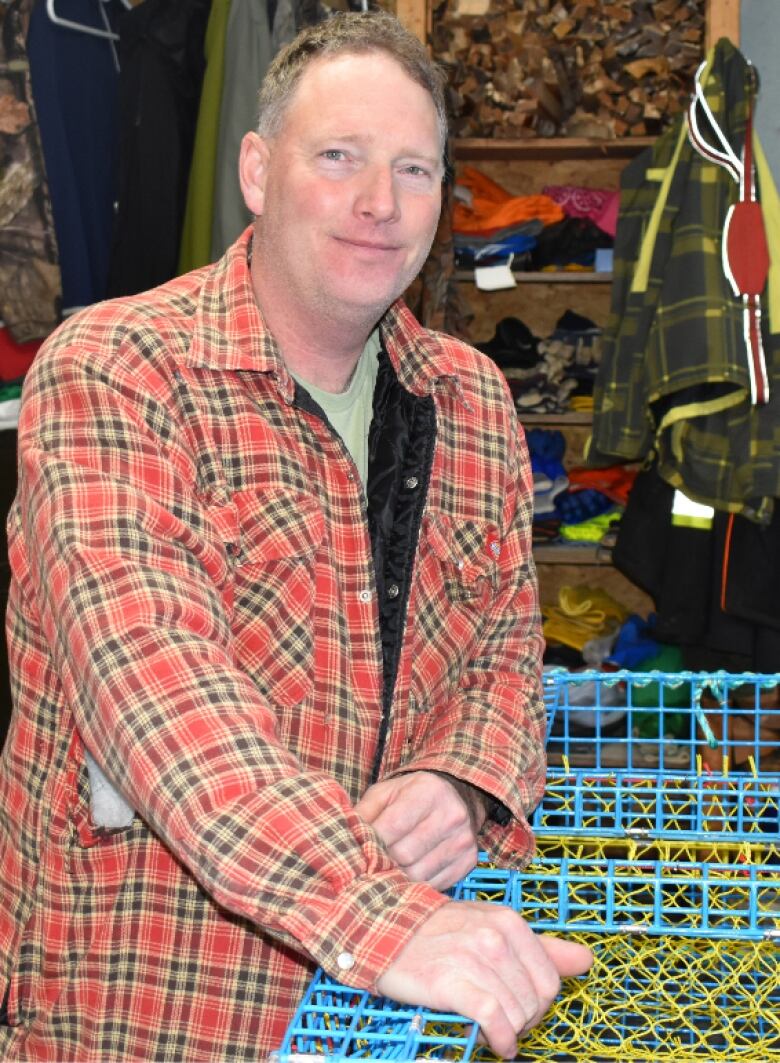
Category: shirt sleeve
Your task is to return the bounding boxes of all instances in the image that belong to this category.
[13,332,448,990]
[385,385,547,867]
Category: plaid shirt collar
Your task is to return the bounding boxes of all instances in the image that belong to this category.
[179,226,466,406]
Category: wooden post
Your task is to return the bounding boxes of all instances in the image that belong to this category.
[706,0,740,48]
[395,0,428,43]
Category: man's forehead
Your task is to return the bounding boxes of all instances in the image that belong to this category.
[285,51,442,147]
[302,48,400,79]
[292,50,429,107]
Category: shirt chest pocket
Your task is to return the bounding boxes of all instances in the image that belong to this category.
[410,513,499,705]
[424,513,499,601]
[220,489,325,708]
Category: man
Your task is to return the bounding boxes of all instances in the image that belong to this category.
[0,11,591,1061]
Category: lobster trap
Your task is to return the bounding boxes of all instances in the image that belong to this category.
[543,670,780,777]
[538,670,780,856]
[274,860,780,1062]
[276,671,780,1061]
[274,942,780,1062]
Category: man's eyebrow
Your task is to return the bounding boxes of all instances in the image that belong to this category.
[399,151,445,168]
[311,131,370,147]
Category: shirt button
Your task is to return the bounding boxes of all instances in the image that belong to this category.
[404,476,419,490]
[387,583,399,599]
[336,951,355,972]
[457,560,465,570]
[358,589,373,604]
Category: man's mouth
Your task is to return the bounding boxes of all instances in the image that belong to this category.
[336,236,401,253]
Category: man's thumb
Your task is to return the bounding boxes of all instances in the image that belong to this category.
[539,934,594,978]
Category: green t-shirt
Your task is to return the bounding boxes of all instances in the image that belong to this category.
[290,331,381,488]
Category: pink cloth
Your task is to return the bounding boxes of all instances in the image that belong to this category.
[593,192,620,238]
[541,184,619,237]
[542,184,612,221]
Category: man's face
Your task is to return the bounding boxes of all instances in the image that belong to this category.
[250,51,444,325]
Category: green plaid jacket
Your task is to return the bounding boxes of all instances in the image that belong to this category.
[588,39,780,519]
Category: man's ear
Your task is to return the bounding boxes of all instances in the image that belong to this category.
[238,132,271,216]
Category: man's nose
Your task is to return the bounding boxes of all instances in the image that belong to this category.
[354,165,400,223]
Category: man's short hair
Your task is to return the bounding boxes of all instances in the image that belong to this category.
[256,10,448,151]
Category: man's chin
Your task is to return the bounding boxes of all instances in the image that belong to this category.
[329,280,410,319]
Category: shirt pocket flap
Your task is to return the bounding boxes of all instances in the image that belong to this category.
[233,489,325,563]
[422,513,499,585]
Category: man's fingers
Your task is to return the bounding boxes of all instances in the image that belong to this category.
[353,786,389,825]
[417,839,479,891]
[356,792,425,849]
[356,781,429,847]
[356,773,482,887]
[369,802,429,851]
[453,977,532,1059]
[539,934,594,978]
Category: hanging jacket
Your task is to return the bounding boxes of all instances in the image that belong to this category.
[209,0,274,260]
[106,0,210,297]
[588,38,780,521]
[27,0,121,315]
[178,0,232,274]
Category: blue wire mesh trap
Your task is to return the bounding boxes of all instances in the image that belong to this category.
[276,670,780,1061]
[499,854,780,940]
[543,670,780,776]
[538,670,780,849]
[275,860,780,1061]
[532,769,780,849]
[437,859,780,941]
[273,969,481,1062]
[275,934,780,1062]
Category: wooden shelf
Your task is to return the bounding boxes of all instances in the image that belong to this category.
[534,543,613,565]
[519,411,593,426]
[456,270,612,284]
[453,136,655,161]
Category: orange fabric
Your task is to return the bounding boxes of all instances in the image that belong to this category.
[567,465,639,507]
[454,166,565,235]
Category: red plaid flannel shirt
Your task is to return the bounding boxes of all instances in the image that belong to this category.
[0,229,545,1061]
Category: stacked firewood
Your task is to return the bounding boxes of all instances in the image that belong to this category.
[431,0,705,139]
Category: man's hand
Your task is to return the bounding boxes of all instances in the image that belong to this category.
[376,901,593,1059]
[355,771,485,890]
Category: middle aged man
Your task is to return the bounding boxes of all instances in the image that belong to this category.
[0,12,592,1062]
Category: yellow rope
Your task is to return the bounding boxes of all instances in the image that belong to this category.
[471,933,780,1061]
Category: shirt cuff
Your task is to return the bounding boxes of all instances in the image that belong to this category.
[277,868,450,991]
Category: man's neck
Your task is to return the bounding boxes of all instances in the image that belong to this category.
[251,258,380,394]
[266,313,369,393]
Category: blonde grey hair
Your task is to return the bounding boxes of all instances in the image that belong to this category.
[256,10,448,152]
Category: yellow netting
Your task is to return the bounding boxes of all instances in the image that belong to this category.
[473,932,780,1062]
[410,934,780,1061]
[457,860,780,1060]
[536,831,780,867]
